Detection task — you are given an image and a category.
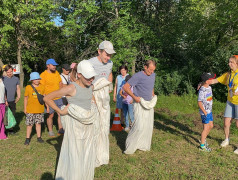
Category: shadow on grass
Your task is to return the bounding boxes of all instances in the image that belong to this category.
[154,111,221,146]
[110,131,128,152]
[110,109,128,152]
[13,111,25,133]
[46,135,63,178]
[40,172,54,180]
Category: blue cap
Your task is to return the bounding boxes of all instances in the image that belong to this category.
[29,72,41,81]
[46,59,58,66]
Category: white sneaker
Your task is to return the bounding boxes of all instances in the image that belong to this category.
[220,139,229,147]
[124,127,130,132]
[234,148,238,154]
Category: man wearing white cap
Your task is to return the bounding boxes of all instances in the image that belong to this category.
[44,60,98,180]
[88,40,116,84]
[88,40,116,167]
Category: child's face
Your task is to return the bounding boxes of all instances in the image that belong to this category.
[32,79,40,85]
[6,68,13,78]
[229,58,238,71]
[120,68,127,76]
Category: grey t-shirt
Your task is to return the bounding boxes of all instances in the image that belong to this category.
[198,86,213,115]
[67,82,93,110]
[88,56,113,84]
[3,76,20,102]
[127,71,155,101]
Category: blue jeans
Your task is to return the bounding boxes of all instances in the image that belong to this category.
[122,103,134,128]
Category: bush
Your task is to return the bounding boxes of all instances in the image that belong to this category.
[155,71,185,95]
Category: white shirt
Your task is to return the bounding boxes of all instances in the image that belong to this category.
[60,74,70,85]
[0,78,5,104]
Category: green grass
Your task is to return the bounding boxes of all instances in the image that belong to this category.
[1,93,238,179]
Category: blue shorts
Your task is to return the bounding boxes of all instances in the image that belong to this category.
[201,112,213,124]
[224,101,238,119]
[49,98,63,114]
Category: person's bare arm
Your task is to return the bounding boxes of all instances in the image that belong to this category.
[113,78,118,102]
[5,94,8,106]
[152,89,155,96]
[59,81,63,89]
[206,79,219,85]
[24,96,28,114]
[198,101,207,116]
[108,72,113,83]
[120,88,126,99]
[108,73,113,93]
[44,84,75,115]
[62,81,67,87]
[197,79,219,90]
[15,85,21,103]
[123,83,141,103]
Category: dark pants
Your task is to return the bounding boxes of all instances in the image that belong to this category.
[8,101,16,116]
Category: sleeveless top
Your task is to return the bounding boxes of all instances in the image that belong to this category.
[67,82,93,110]
[116,74,127,94]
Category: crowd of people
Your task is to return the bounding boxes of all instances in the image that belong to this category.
[1,41,238,179]
[0,40,157,179]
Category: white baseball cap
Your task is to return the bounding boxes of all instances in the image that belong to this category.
[98,40,116,54]
[77,60,97,79]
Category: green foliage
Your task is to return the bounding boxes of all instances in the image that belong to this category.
[155,71,184,95]
[1,0,238,101]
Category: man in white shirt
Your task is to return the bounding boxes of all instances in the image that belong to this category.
[60,64,71,87]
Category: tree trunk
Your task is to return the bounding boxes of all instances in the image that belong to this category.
[15,15,24,87]
[17,40,24,88]
[132,59,136,75]
[113,0,119,18]
[0,58,3,67]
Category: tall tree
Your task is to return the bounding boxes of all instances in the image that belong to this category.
[0,0,58,86]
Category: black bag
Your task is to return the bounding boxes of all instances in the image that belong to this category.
[31,85,44,105]
[62,97,68,105]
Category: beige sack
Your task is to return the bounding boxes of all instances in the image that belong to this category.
[124,95,157,154]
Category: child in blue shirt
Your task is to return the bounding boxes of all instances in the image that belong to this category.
[198,72,216,152]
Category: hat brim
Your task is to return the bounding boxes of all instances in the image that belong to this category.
[46,62,58,66]
[104,49,116,54]
[83,71,98,79]
[63,67,71,71]
[29,78,41,81]
[208,74,216,80]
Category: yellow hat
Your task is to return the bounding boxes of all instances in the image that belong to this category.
[2,64,7,70]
